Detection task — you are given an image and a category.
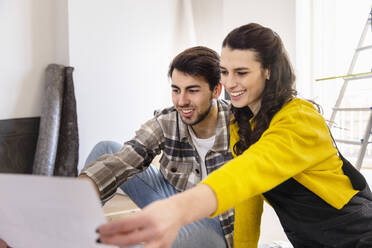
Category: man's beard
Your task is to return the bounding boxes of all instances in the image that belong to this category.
[179,100,214,126]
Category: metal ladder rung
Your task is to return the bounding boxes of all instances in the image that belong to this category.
[333,107,372,111]
[356,45,372,52]
[335,139,363,145]
[316,72,372,82]
[335,139,372,145]
[347,73,372,81]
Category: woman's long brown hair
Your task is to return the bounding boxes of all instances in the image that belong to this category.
[223,23,297,155]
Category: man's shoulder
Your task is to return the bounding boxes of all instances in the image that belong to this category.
[153,106,177,118]
[149,106,181,139]
[217,99,231,111]
[152,106,181,127]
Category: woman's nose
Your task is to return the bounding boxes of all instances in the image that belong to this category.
[223,75,237,90]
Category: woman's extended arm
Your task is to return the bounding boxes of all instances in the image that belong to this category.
[97,184,217,248]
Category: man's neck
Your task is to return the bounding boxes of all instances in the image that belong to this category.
[190,101,218,139]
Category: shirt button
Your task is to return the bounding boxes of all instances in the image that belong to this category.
[195,168,200,174]
[170,167,177,173]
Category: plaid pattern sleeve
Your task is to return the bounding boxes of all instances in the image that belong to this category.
[81,116,164,202]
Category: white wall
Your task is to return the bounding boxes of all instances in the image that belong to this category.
[68,0,178,169]
[191,0,297,75]
[190,0,224,52]
[0,0,69,120]
[222,0,297,66]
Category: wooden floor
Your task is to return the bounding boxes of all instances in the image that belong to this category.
[103,193,139,222]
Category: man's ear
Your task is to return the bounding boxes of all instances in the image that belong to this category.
[212,83,222,99]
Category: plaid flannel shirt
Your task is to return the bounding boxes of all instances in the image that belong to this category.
[81,99,235,247]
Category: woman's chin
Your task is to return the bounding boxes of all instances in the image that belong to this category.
[231,101,247,108]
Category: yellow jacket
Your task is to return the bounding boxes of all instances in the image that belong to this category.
[201,98,359,247]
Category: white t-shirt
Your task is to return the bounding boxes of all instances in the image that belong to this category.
[188,126,216,180]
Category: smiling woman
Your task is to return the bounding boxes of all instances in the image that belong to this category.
[220,48,268,113]
[220,23,296,156]
[96,23,372,248]
[203,23,372,247]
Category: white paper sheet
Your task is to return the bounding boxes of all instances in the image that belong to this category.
[0,174,114,248]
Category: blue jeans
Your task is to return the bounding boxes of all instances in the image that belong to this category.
[85,141,227,248]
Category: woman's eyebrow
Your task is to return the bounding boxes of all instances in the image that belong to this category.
[220,66,250,71]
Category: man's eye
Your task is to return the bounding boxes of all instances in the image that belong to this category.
[237,72,248,75]
[172,89,179,93]
[221,71,228,75]
[189,90,199,93]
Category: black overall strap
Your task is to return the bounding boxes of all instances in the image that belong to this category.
[328,129,369,191]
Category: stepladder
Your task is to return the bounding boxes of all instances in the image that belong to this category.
[316,7,372,170]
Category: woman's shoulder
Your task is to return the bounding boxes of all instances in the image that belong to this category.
[278,98,320,116]
[282,98,318,111]
[273,98,324,124]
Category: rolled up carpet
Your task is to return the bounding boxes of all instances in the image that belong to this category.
[33,64,65,176]
[53,66,79,177]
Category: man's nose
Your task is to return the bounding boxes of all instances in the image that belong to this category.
[178,92,190,106]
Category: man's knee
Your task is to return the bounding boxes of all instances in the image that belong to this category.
[85,141,122,166]
[122,165,163,194]
[92,141,121,154]
[134,165,162,182]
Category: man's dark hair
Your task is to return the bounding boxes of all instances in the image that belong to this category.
[168,46,220,91]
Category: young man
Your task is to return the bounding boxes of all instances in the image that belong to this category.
[80,46,234,248]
